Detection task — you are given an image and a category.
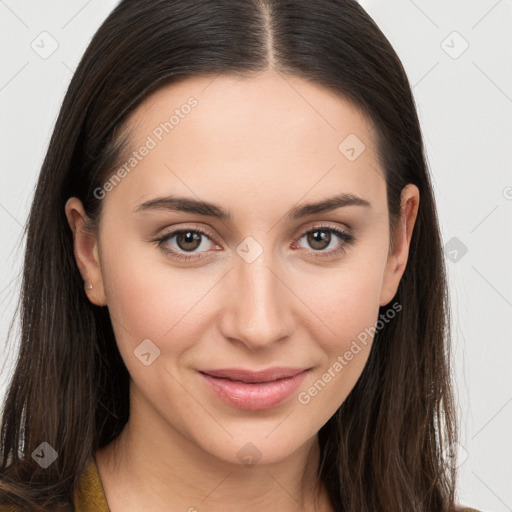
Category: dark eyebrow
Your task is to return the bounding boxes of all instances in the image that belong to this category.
[134,196,232,219]
[133,193,371,220]
[287,193,371,218]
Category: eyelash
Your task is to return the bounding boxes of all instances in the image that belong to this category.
[154,224,355,262]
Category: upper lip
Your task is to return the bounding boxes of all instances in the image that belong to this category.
[199,367,310,383]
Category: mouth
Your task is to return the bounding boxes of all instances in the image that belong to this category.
[198,367,311,410]
[199,367,309,383]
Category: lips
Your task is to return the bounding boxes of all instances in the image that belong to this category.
[198,367,311,410]
[199,367,309,383]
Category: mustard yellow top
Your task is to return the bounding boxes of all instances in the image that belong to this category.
[0,457,109,512]
[0,456,483,511]
[73,456,110,511]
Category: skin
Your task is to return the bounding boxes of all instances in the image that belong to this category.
[65,68,419,512]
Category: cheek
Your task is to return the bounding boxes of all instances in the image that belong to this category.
[294,254,387,409]
[295,286,381,423]
[100,234,222,362]
[301,256,386,345]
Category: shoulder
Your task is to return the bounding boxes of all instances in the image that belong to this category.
[0,456,105,511]
[456,507,482,512]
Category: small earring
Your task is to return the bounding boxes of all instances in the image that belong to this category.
[85,282,93,290]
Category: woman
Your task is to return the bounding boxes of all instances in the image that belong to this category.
[0,1,481,510]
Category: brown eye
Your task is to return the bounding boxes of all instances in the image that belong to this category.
[296,225,355,258]
[175,231,203,252]
[155,227,217,261]
[306,230,332,251]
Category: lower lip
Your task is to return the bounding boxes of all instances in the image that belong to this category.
[199,370,310,411]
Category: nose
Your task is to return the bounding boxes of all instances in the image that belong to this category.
[219,251,294,351]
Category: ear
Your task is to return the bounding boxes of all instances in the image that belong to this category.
[379,184,420,307]
[64,197,107,306]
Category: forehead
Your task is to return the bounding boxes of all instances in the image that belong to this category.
[104,70,385,218]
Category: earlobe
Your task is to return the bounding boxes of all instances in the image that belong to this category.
[64,197,107,306]
[379,184,420,307]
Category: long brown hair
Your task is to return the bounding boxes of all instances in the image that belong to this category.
[0,1,458,510]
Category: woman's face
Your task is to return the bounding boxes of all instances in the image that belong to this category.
[67,69,418,466]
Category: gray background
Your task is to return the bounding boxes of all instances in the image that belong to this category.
[1,1,511,510]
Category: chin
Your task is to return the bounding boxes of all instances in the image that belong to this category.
[191,427,317,468]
